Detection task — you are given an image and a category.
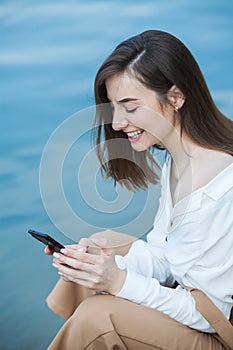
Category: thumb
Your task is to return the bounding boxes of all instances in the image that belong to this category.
[91,238,114,256]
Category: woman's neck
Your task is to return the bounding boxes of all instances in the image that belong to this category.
[163,124,232,206]
[161,125,191,177]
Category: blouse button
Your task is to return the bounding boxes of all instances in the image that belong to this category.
[169,219,173,230]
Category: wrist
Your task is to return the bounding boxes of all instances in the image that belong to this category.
[109,269,127,295]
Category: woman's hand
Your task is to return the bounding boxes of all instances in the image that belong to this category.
[52,239,126,295]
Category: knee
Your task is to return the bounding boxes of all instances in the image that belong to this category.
[90,230,135,256]
[73,294,116,332]
[60,295,117,349]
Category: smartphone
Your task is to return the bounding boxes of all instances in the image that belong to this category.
[28,229,65,252]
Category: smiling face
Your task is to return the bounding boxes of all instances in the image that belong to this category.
[106,71,176,152]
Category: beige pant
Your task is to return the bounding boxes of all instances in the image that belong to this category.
[46,230,227,350]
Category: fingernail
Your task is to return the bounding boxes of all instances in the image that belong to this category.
[52,262,58,268]
[53,252,60,258]
[78,247,85,252]
[60,248,67,254]
[58,271,64,276]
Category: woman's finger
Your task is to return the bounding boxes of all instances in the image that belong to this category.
[52,257,98,286]
[44,245,54,255]
[61,248,102,264]
[91,238,114,256]
[52,250,99,272]
[56,264,101,288]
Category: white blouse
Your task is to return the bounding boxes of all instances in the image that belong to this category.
[115,155,233,332]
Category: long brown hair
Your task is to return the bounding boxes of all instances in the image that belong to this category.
[94,30,233,190]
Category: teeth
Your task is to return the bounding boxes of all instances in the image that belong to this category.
[127,130,143,138]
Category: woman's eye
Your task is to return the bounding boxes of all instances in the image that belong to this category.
[125,107,138,113]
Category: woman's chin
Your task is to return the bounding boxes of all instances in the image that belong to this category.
[129,135,160,152]
[130,141,148,152]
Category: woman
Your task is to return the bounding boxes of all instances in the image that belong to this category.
[45,30,233,349]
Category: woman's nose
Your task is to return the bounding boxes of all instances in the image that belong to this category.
[112,111,128,131]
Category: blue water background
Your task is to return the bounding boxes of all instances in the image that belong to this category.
[0,0,232,349]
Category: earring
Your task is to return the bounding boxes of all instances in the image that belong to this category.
[174,105,179,112]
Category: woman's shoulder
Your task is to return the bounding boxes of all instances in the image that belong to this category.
[190,150,233,194]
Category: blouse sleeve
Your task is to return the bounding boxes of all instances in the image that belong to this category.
[115,236,176,287]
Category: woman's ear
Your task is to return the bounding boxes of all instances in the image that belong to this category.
[167,85,185,111]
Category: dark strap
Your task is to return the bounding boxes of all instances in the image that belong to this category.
[185,287,233,349]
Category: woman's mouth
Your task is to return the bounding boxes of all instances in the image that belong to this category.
[126,130,144,142]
